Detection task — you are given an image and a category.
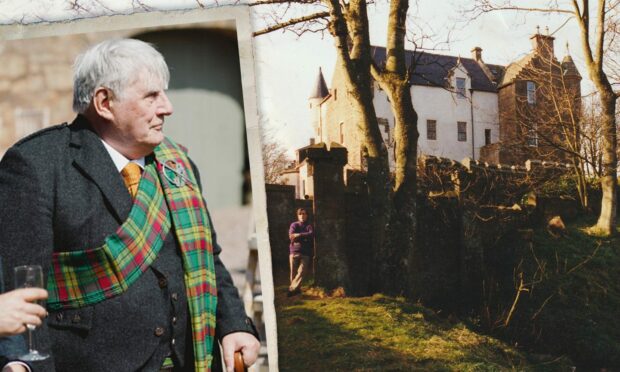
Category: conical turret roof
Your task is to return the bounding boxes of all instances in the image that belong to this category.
[309,67,329,99]
[561,42,581,78]
[561,54,581,78]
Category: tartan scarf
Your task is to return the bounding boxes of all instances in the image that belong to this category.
[47,138,217,371]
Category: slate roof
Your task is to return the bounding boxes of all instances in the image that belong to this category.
[309,67,330,99]
[370,46,506,93]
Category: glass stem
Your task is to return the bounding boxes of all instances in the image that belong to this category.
[28,328,35,353]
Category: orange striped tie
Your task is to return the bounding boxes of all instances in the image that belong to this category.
[121,163,142,199]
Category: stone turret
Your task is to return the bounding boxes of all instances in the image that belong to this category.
[309,67,330,143]
[561,43,581,80]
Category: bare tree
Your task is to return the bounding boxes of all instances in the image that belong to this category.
[261,129,293,184]
[581,95,606,177]
[465,0,618,235]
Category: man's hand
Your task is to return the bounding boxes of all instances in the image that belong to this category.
[0,288,48,337]
[221,332,260,372]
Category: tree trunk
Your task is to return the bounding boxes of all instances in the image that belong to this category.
[387,84,419,295]
[594,91,617,234]
[371,0,420,294]
[326,0,392,292]
[571,0,618,235]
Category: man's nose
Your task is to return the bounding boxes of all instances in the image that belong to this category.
[157,91,174,116]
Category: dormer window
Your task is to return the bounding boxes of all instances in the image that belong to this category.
[527,81,536,104]
[456,77,466,98]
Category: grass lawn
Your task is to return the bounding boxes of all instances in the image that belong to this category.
[275,289,571,371]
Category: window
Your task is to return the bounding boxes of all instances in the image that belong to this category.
[14,107,49,139]
[427,120,437,140]
[485,129,491,145]
[527,124,538,147]
[527,81,536,104]
[360,149,368,171]
[456,77,466,98]
[339,122,345,144]
[457,121,467,142]
[377,117,390,143]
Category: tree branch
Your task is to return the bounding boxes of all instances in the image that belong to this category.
[253,11,329,36]
[250,0,320,5]
[595,0,607,70]
[465,0,573,20]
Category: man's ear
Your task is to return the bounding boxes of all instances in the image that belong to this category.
[92,87,115,121]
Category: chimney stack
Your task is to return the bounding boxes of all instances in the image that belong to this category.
[310,138,315,145]
[530,28,555,59]
[471,47,483,62]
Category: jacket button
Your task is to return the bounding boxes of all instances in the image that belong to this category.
[154,327,165,337]
[72,314,81,323]
[171,338,176,345]
[158,278,168,288]
[171,293,178,301]
[172,317,177,325]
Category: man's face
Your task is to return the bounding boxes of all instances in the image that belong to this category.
[108,69,173,158]
[297,211,308,223]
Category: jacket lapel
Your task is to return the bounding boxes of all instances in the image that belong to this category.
[69,116,132,224]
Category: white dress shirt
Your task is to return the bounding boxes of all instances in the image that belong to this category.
[100,140,145,171]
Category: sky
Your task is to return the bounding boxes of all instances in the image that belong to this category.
[251,0,591,155]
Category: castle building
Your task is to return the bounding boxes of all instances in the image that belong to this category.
[307,30,581,175]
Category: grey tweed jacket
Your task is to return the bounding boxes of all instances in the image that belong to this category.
[0,115,257,371]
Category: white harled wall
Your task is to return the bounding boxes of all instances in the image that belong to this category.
[372,64,499,164]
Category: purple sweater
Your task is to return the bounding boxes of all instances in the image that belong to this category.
[289,221,314,256]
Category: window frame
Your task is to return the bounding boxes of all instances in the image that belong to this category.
[526,124,539,147]
[484,129,491,145]
[426,119,437,140]
[456,77,466,99]
[526,81,536,104]
[457,121,467,142]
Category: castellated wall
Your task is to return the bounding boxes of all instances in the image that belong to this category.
[265,151,587,306]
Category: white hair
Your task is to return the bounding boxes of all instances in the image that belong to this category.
[72,38,170,114]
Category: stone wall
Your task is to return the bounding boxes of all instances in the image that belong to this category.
[266,151,609,306]
[420,155,573,207]
[265,184,312,284]
[0,32,125,155]
[343,191,371,295]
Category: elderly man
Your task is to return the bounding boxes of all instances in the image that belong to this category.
[0,39,259,372]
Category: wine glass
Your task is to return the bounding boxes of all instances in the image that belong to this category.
[14,265,50,361]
